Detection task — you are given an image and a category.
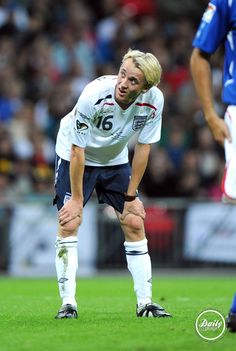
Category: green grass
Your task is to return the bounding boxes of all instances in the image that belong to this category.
[0,275,235,351]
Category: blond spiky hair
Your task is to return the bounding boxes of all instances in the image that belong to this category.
[122,49,162,88]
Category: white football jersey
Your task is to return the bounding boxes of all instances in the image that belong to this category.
[56,75,164,166]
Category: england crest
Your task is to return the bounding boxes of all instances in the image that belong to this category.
[132,115,147,131]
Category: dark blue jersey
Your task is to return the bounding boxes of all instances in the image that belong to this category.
[193,0,236,105]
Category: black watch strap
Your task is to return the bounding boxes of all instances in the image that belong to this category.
[124,193,137,202]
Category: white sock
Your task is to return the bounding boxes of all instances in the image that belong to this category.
[55,236,78,307]
[124,238,152,306]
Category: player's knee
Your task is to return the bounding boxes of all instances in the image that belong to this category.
[123,213,143,232]
[59,219,79,238]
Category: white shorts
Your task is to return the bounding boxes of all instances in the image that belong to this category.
[222,105,236,201]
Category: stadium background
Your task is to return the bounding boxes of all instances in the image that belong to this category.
[0,0,235,276]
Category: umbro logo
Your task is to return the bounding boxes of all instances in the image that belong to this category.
[76,120,88,131]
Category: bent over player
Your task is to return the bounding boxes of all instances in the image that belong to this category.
[53,49,172,319]
[190,0,236,332]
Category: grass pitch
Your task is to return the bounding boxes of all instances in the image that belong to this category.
[0,274,235,351]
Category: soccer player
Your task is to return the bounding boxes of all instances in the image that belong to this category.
[53,48,172,319]
[190,0,236,332]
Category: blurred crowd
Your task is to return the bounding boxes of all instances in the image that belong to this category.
[0,0,226,203]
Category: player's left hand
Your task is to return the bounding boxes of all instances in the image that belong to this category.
[120,197,146,221]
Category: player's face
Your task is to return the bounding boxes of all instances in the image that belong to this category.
[115,58,147,108]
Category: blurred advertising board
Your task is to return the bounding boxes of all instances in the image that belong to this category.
[184,203,236,263]
[9,201,97,277]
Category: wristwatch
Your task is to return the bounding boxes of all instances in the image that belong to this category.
[124,193,137,202]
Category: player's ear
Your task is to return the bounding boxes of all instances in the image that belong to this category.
[142,87,150,94]
[142,83,152,93]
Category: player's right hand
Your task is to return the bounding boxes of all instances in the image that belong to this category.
[207,113,231,145]
[58,198,83,226]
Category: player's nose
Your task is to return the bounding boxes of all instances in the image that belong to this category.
[120,77,128,89]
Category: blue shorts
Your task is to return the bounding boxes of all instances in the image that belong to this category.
[54,155,131,213]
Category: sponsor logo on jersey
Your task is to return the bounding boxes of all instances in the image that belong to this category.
[202,3,216,23]
[132,115,147,131]
[111,131,126,140]
[150,111,156,119]
[76,120,89,132]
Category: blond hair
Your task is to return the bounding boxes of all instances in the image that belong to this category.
[122,49,162,88]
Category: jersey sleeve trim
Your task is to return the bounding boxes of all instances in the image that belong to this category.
[135,102,157,110]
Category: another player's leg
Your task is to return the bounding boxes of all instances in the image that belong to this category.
[226,293,236,332]
[118,208,171,318]
[222,107,236,204]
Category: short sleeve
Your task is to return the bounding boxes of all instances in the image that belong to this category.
[138,92,164,144]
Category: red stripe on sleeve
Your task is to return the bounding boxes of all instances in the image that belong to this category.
[135,102,157,110]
